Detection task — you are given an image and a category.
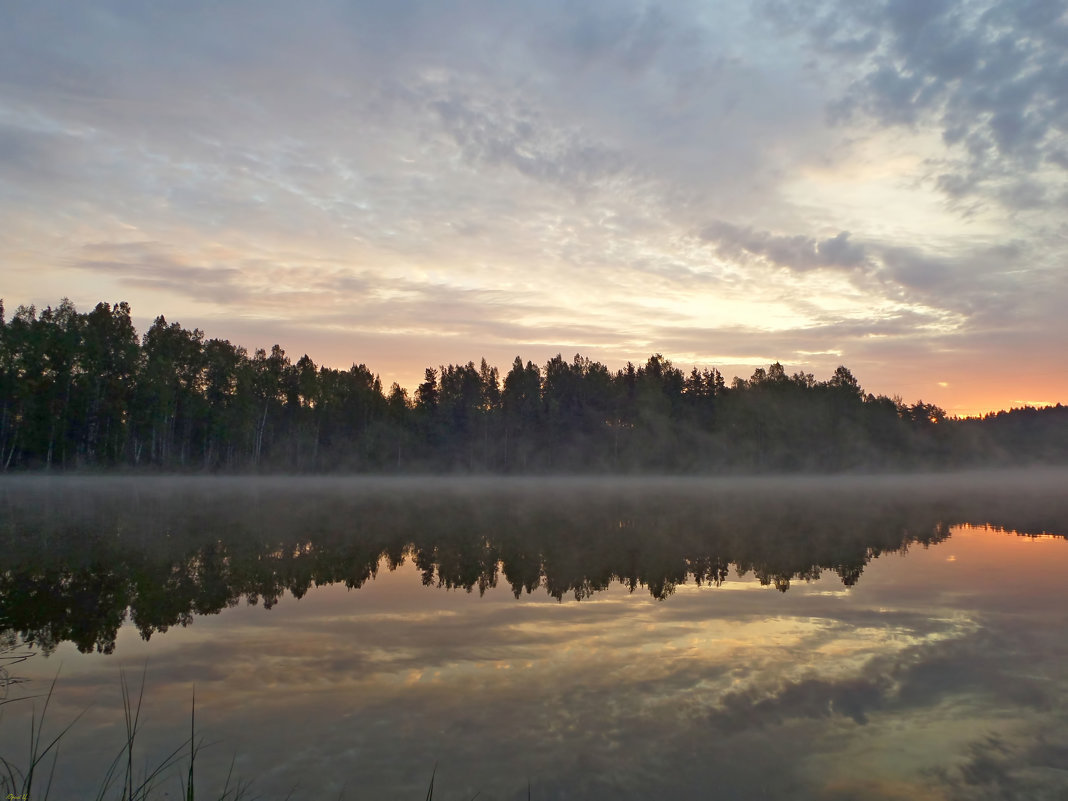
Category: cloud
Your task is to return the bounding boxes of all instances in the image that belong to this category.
[74,241,247,303]
[702,221,872,272]
[426,90,627,192]
[801,0,1068,210]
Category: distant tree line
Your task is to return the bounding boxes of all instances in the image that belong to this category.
[1,298,1065,471]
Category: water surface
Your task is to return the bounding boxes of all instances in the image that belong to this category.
[2,472,1068,799]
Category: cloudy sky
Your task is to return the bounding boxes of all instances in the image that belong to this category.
[2,0,1066,415]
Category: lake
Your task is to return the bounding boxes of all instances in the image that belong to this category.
[2,472,1068,800]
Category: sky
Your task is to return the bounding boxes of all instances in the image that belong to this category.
[1,0,1066,416]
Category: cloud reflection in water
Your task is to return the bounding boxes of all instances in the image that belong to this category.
[1,474,1067,799]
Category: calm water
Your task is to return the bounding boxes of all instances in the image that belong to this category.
[2,472,1068,800]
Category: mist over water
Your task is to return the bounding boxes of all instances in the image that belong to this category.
[2,471,1068,799]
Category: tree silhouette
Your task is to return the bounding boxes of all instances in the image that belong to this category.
[2,296,1064,472]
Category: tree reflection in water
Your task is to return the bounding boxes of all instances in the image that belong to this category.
[2,473,1066,655]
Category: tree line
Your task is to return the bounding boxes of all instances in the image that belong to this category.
[1,298,1065,471]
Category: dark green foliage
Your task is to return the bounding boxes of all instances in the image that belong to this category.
[0,298,1065,472]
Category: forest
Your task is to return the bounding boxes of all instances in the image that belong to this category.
[1,298,1065,472]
